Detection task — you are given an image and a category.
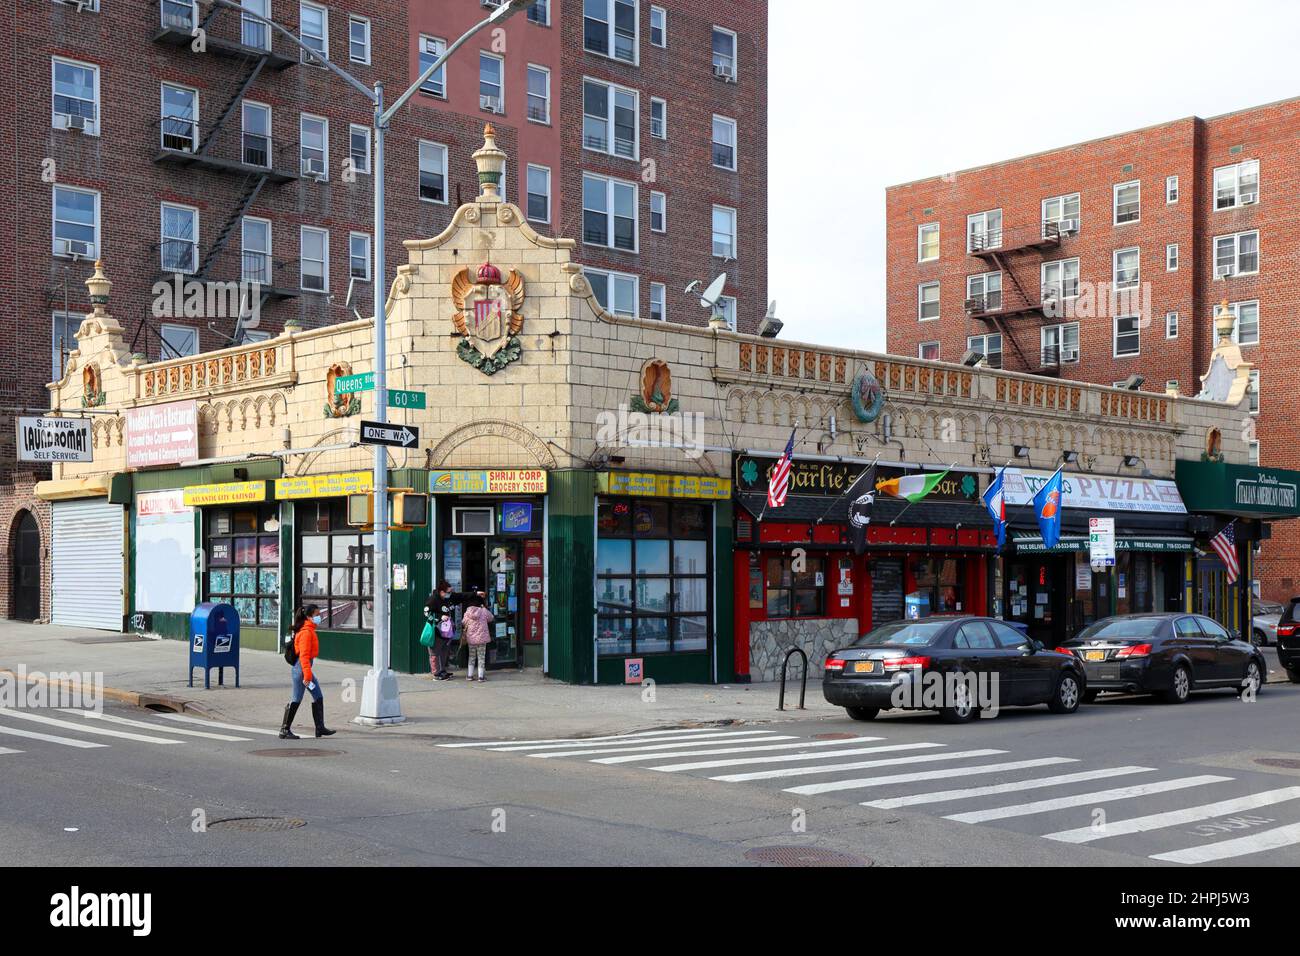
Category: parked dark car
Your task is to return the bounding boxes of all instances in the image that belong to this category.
[1059,613,1266,703]
[1276,599,1300,683]
[822,616,1085,724]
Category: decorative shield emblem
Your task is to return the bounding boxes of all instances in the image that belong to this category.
[451,262,525,375]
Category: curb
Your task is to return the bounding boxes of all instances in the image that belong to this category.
[0,667,211,716]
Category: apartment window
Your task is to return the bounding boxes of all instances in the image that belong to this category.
[526,65,550,123]
[1166,175,1179,204]
[918,341,940,361]
[160,323,199,360]
[712,205,736,258]
[712,115,737,170]
[526,164,551,223]
[1113,181,1140,224]
[650,5,667,46]
[1165,311,1179,339]
[160,83,198,152]
[300,226,328,292]
[717,296,737,331]
[297,500,374,630]
[241,216,271,285]
[1166,243,1179,272]
[1040,322,1079,365]
[160,203,199,274]
[583,79,638,159]
[299,1,327,64]
[348,124,370,174]
[650,282,666,321]
[348,15,370,64]
[479,53,504,113]
[418,141,448,204]
[240,0,270,49]
[1113,247,1140,289]
[528,0,550,25]
[52,57,99,134]
[587,268,639,318]
[1214,159,1259,209]
[911,225,939,265]
[1248,369,1260,415]
[52,185,99,259]
[918,282,940,321]
[240,101,271,167]
[1114,316,1141,357]
[582,173,638,251]
[347,233,370,281]
[650,98,667,139]
[966,272,1001,312]
[1218,300,1260,346]
[52,312,81,380]
[419,36,447,97]
[299,115,328,180]
[712,26,737,78]
[966,209,1001,252]
[650,190,666,232]
[1040,257,1080,301]
[967,333,1002,369]
[1042,193,1079,229]
[585,0,638,64]
[1249,441,1260,466]
[1214,230,1259,276]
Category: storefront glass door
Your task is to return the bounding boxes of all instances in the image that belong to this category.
[486,540,519,666]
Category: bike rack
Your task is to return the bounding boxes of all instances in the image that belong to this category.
[778,646,809,711]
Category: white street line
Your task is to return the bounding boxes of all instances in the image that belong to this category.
[1045,786,1300,844]
[647,742,938,774]
[530,734,793,759]
[58,709,252,741]
[704,747,1004,784]
[0,747,23,755]
[0,709,182,745]
[490,730,782,753]
[437,728,724,748]
[0,724,108,749]
[156,713,280,737]
[864,764,1145,808]
[593,736,886,765]
[1151,820,1300,864]
[944,775,1234,824]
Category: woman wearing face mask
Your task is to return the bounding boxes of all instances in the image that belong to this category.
[279,603,336,740]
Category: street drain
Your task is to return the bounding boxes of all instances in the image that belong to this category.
[1255,758,1300,770]
[813,732,857,741]
[249,748,345,758]
[208,817,306,832]
[744,846,871,867]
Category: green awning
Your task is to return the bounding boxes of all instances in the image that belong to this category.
[1012,532,1193,554]
[1176,460,1300,519]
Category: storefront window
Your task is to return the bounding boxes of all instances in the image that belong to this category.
[765,555,824,618]
[206,505,280,627]
[297,499,374,630]
[596,498,710,656]
[912,557,963,614]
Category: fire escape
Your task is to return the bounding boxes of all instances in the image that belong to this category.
[137,0,302,357]
[963,220,1071,375]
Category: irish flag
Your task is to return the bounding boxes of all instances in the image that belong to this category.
[875,470,949,503]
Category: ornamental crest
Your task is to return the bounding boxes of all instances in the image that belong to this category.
[451,261,525,375]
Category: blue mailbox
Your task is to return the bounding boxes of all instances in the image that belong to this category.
[190,602,241,689]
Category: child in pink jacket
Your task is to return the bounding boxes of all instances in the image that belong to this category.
[461,596,495,683]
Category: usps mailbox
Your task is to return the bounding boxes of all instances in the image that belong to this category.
[189,602,241,689]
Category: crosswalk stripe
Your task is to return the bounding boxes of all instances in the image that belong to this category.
[490,730,782,753]
[156,713,280,737]
[1044,786,1300,845]
[646,742,941,774]
[702,747,1005,784]
[783,758,1084,797]
[593,736,886,765]
[1150,820,1300,864]
[863,765,1149,808]
[944,775,1234,824]
[529,733,793,759]
[58,709,252,741]
[0,747,23,755]
[437,728,724,748]
[0,709,182,745]
[0,724,108,749]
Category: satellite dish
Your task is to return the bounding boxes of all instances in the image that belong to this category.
[699,272,727,310]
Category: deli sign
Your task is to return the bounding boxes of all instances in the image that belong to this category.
[16,416,93,463]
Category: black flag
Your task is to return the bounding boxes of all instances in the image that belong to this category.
[848,466,877,555]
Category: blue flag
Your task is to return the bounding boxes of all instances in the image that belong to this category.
[1033,467,1065,550]
[982,467,1007,550]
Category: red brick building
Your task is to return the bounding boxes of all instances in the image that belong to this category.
[885,95,1300,598]
[2,0,768,622]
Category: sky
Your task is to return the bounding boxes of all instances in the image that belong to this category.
[767,0,1300,353]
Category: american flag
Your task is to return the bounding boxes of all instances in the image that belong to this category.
[767,429,797,509]
[1210,521,1239,584]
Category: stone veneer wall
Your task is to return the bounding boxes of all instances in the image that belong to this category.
[748,618,859,684]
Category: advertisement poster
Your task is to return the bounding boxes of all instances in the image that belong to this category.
[135,490,196,614]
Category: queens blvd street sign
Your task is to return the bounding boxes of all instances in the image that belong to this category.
[16,416,93,463]
[360,420,419,448]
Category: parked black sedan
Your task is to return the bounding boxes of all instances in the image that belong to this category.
[1058,613,1266,703]
[822,616,1086,723]
[1273,599,1300,683]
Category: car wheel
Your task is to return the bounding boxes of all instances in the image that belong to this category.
[939,673,976,724]
[845,706,879,721]
[1239,661,1263,698]
[1048,672,1082,714]
[1082,689,1100,704]
[1289,667,1300,685]
[1252,629,1266,647]
[1160,664,1192,704]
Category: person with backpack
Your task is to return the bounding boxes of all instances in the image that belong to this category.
[424,581,485,680]
[279,603,336,739]
[461,594,495,683]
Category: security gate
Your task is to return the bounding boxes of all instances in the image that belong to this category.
[51,498,125,630]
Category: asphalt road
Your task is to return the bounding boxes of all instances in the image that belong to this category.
[2,680,1299,867]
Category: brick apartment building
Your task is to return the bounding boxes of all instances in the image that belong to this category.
[0,0,768,622]
[884,95,1300,598]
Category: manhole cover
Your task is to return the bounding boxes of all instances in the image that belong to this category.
[743,846,871,867]
[249,748,344,758]
[813,732,857,741]
[1255,758,1300,770]
[208,817,306,832]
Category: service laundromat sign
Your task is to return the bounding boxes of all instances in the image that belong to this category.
[16,416,93,463]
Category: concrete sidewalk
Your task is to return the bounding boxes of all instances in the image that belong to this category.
[0,620,835,740]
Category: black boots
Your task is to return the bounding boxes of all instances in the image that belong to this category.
[311,700,335,737]
[279,701,300,740]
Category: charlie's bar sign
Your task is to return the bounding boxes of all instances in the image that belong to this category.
[16,416,93,463]
[735,455,865,497]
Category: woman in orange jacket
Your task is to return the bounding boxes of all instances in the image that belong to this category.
[280,603,336,740]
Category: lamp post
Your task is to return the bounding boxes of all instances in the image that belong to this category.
[213,0,533,723]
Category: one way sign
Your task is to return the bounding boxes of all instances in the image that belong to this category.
[359,420,420,448]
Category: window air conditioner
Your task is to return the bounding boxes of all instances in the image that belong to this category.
[1239,192,1258,205]
[480,95,503,114]
[1214,264,1235,279]
[57,238,94,259]
[1057,218,1077,235]
[301,157,325,178]
[714,63,735,81]
[1061,347,1079,362]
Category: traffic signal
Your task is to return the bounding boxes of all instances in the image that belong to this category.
[347,493,373,528]
[392,491,429,529]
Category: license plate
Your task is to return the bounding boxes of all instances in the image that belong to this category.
[1084,650,1106,662]
[853,661,876,674]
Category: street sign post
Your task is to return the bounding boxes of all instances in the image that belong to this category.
[16,416,93,463]
[359,420,419,449]
[1089,517,1116,568]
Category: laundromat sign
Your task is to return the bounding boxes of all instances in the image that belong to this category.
[429,470,548,494]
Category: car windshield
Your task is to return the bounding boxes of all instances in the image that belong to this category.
[853,620,948,647]
[1076,617,1164,641]
[1256,602,1283,615]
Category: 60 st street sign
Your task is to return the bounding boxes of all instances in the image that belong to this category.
[334,372,426,409]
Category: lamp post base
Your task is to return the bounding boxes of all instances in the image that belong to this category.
[356,668,405,725]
